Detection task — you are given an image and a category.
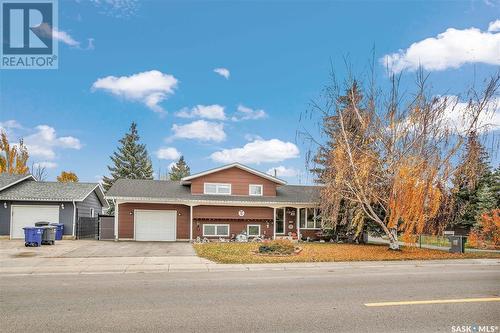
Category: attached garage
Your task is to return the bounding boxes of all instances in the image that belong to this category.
[11,205,59,239]
[134,210,177,241]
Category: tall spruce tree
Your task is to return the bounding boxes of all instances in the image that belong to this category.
[168,156,190,181]
[103,122,153,213]
[451,131,491,232]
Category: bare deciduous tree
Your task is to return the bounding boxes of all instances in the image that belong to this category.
[303,66,499,250]
[30,162,47,181]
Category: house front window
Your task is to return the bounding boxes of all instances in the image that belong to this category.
[247,224,261,236]
[203,224,230,237]
[249,184,263,196]
[204,183,231,195]
[299,208,321,229]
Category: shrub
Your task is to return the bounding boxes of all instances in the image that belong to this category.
[259,240,295,255]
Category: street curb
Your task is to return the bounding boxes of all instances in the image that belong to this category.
[1,259,498,277]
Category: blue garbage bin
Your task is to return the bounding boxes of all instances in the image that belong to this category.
[50,223,64,240]
[23,227,43,247]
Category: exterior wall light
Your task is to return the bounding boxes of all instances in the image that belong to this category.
[61,203,64,209]
[3,202,7,209]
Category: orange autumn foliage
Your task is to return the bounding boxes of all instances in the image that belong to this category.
[0,131,29,175]
[389,158,442,241]
[468,209,500,250]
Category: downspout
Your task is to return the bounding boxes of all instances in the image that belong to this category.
[72,200,76,239]
[114,199,118,241]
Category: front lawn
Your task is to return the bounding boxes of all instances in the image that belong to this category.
[193,242,500,264]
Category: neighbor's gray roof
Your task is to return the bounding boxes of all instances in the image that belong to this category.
[0,180,103,203]
[106,179,320,204]
[0,174,35,191]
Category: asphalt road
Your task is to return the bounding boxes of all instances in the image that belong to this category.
[1,264,499,332]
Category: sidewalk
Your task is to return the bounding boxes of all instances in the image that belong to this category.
[1,256,498,276]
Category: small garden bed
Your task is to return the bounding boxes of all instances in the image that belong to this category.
[254,240,302,256]
[193,242,500,264]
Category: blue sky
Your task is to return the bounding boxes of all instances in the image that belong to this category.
[1,0,499,184]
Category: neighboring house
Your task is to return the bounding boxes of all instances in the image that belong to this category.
[105,163,321,242]
[0,174,108,239]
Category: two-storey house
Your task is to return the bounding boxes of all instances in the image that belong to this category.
[105,163,321,241]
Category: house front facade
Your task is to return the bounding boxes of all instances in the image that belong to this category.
[105,163,322,242]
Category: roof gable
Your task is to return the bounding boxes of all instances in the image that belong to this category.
[0,174,36,191]
[0,180,109,208]
[181,163,287,185]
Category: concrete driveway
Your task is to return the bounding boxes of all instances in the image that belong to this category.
[0,240,196,258]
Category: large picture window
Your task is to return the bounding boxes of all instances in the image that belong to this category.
[299,208,322,229]
[203,224,230,237]
[204,183,231,195]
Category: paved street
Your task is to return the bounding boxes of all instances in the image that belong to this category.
[1,262,499,332]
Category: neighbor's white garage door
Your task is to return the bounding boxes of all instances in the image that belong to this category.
[134,210,177,241]
[11,205,59,239]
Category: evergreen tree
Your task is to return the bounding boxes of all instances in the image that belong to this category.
[168,156,190,181]
[103,122,153,213]
[476,182,496,218]
[492,166,500,208]
[311,81,375,238]
[451,131,491,232]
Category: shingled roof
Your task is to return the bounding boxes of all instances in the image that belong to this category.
[0,174,35,191]
[106,179,320,205]
[0,178,108,207]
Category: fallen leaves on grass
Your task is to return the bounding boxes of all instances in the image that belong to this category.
[193,243,500,264]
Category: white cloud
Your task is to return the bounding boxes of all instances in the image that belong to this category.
[0,120,22,133]
[214,67,230,79]
[176,104,226,120]
[232,104,267,121]
[381,20,500,73]
[156,147,181,160]
[37,23,81,47]
[25,125,82,160]
[89,0,139,18]
[244,133,263,141]
[488,19,500,32]
[53,28,80,47]
[33,161,57,169]
[210,139,299,164]
[266,166,299,178]
[92,70,178,113]
[171,120,226,142]
[440,95,500,133]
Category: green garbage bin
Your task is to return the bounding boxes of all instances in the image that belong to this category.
[35,222,56,245]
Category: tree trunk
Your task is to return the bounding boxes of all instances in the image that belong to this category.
[388,228,400,250]
[377,219,400,250]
